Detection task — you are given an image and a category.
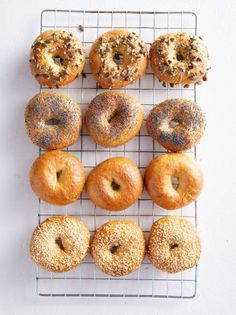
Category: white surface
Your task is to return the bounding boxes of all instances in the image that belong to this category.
[0,0,236,314]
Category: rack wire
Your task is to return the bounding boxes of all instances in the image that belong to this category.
[36,9,198,298]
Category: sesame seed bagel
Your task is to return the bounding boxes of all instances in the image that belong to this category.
[89,29,148,88]
[30,30,85,87]
[25,91,82,150]
[150,32,209,87]
[146,98,206,152]
[148,216,201,273]
[86,157,143,211]
[30,151,86,205]
[91,220,146,277]
[144,153,203,210]
[30,216,90,272]
[85,91,143,147]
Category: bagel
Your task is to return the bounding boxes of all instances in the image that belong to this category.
[30,216,90,272]
[144,153,203,210]
[30,30,85,87]
[86,157,143,211]
[146,98,206,152]
[85,91,143,147]
[148,216,201,273]
[25,91,82,150]
[150,32,209,87]
[89,29,148,88]
[30,150,86,205]
[91,220,146,276]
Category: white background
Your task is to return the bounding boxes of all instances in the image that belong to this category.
[0,0,235,314]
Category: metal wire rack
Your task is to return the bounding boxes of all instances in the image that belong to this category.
[36,9,198,298]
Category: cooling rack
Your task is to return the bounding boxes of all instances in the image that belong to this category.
[36,9,198,298]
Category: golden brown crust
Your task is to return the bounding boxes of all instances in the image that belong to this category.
[86,157,143,211]
[30,151,86,205]
[89,29,148,88]
[91,220,146,276]
[146,98,206,152]
[150,32,209,86]
[148,216,201,273]
[144,153,203,210]
[30,216,90,272]
[85,91,143,147]
[30,30,85,87]
[25,91,82,150]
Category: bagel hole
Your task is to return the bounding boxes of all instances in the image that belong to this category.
[55,237,65,251]
[170,243,179,250]
[46,118,61,126]
[169,119,180,128]
[110,244,120,254]
[107,110,118,124]
[171,176,179,190]
[176,53,184,61]
[113,52,124,65]
[53,55,64,65]
[111,180,120,191]
[56,169,63,181]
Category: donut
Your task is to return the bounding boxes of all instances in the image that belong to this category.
[29,30,85,87]
[30,150,86,205]
[148,216,201,273]
[91,220,146,276]
[85,91,143,147]
[30,216,90,272]
[144,153,203,210]
[89,29,148,88]
[25,91,82,150]
[150,32,209,87]
[146,98,206,152]
[86,157,143,211]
